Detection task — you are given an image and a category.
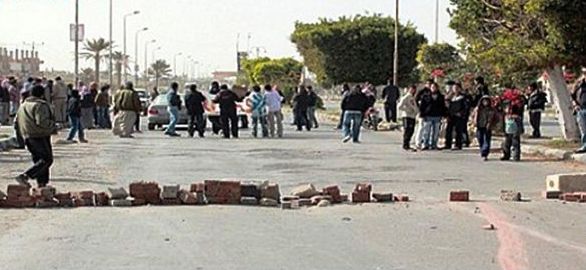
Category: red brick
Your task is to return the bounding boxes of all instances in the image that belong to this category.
[7,185,30,197]
[322,185,342,203]
[3,196,36,208]
[395,194,410,202]
[574,192,586,203]
[372,193,393,202]
[449,191,469,202]
[205,180,241,204]
[95,192,110,206]
[561,193,581,202]
[32,186,56,201]
[55,192,75,207]
[354,183,372,193]
[129,181,162,205]
[351,191,370,203]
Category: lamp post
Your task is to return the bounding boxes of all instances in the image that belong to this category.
[134,27,148,86]
[151,46,162,89]
[144,39,156,89]
[173,52,182,78]
[393,0,399,86]
[123,10,139,82]
[74,0,79,87]
[108,0,113,86]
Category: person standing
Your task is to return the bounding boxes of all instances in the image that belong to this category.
[95,85,112,129]
[185,84,206,138]
[8,77,20,118]
[398,85,419,151]
[382,79,400,123]
[79,82,95,130]
[307,86,319,129]
[66,90,87,143]
[213,84,241,138]
[419,82,446,150]
[526,82,548,138]
[14,85,56,188]
[336,84,351,129]
[292,85,311,132]
[248,85,268,138]
[414,79,434,149]
[341,85,369,143]
[265,84,284,138]
[473,76,490,106]
[501,88,524,161]
[443,83,469,150]
[471,96,498,161]
[572,76,586,153]
[112,82,141,138]
[165,82,182,137]
[0,79,10,125]
[51,77,68,127]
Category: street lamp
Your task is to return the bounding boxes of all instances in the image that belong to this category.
[134,27,148,86]
[393,0,399,86]
[151,46,162,89]
[151,46,162,63]
[123,10,139,82]
[144,39,156,88]
[173,52,182,78]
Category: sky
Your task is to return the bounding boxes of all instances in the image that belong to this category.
[0,0,458,76]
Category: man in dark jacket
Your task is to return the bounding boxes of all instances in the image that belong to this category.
[165,82,182,137]
[382,79,400,123]
[212,84,241,138]
[526,82,548,138]
[444,83,469,150]
[0,81,10,125]
[185,84,207,138]
[341,85,369,143]
[419,82,446,150]
[66,90,87,143]
[292,85,311,131]
[15,85,56,188]
[307,86,319,129]
[336,84,351,129]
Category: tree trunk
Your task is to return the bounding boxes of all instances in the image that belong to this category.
[95,53,100,84]
[547,65,579,141]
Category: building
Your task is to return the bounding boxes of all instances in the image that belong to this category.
[0,47,43,77]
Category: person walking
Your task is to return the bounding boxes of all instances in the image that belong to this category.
[292,85,311,131]
[213,84,241,138]
[95,85,112,129]
[526,82,548,138]
[0,79,10,125]
[501,88,525,161]
[398,85,419,151]
[307,85,319,128]
[471,96,498,161]
[341,85,369,143]
[79,82,95,130]
[382,79,400,123]
[185,84,206,138]
[51,77,68,128]
[165,82,182,137]
[66,90,87,143]
[443,83,469,150]
[248,85,268,138]
[265,84,284,138]
[419,82,446,150]
[14,85,56,188]
[336,84,351,129]
[112,82,141,138]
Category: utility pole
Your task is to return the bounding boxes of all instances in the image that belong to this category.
[108,0,113,86]
[123,11,140,83]
[393,0,399,86]
[435,0,439,43]
[144,40,156,89]
[74,0,79,88]
[134,27,148,86]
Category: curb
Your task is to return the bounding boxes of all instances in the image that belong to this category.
[0,137,17,152]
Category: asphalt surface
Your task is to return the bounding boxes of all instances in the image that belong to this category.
[0,117,585,270]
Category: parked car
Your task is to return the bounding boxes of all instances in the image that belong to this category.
[146,94,191,130]
[135,88,150,116]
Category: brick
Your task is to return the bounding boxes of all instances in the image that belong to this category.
[298,198,312,207]
[132,198,147,206]
[573,192,586,203]
[7,184,30,197]
[55,192,74,207]
[354,183,372,193]
[129,182,161,205]
[260,183,280,202]
[33,186,56,201]
[73,198,95,207]
[281,195,300,202]
[322,185,342,203]
[73,191,95,206]
[310,195,332,205]
[542,190,562,200]
[3,196,35,208]
[561,193,581,202]
[395,194,410,202]
[291,184,320,198]
[179,190,198,205]
[205,180,241,204]
[351,191,370,203]
[95,192,110,206]
[546,173,586,193]
[340,194,349,202]
[190,183,205,193]
[259,198,279,207]
[162,185,180,199]
[500,190,521,202]
[161,198,182,205]
[241,183,261,199]
[240,196,259,205]
[108,187,129,200]
[449,191,469,202]
[110,199,133,207]
[36,199,59,208]
[372,193,393,202]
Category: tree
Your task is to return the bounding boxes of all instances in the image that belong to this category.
[148,60,172,89]
[80,68,95,83]
[291,14,426,86]
[416,43,462,81]
[81,38,112,84]
[449,0,586,140]
[239,57,303,102]
[110,51,129,89]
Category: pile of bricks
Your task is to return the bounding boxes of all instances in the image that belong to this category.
[2,185,35,208]
[73,191,95,207]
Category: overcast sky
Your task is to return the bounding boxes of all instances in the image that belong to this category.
[0,0,457,75]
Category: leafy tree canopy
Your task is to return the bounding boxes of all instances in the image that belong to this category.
[416,42,462,81]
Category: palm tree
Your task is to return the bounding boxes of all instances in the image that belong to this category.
[148,60,172,89]
[111,51,129,89]
[80,38,113,84]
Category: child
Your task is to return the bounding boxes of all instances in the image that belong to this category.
[500,88,525,161]
[471,96,498,161]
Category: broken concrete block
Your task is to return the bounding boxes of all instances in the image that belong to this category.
[108,187,129,200]
[298,198,312,207]
[542,190,562,200]
[259,198,278,207]
[449,191,469,202]
[500,190,522,202]
[291,184,320,198]
[260,183,280,202]
[372,193,393,202]
[240,196,259,205]
[162,185,180,199]
[205,180,241,204]
[322,185,342,203]
[351,191,370,203]
[546,173,586,193]
[110,199,133,207]
[317,200,331,207]
[73,191,95,207]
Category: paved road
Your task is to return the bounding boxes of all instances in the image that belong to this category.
[0,118,585,270]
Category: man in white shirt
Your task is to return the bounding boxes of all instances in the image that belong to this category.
[264,84,284,138]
